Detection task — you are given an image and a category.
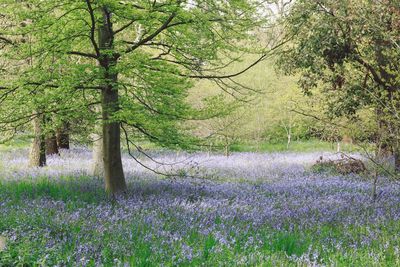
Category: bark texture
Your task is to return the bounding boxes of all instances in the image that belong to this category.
[46,132,59,155]
[394,151,400,173]
[91,131,104,177]
[102,87,126,193]
[29,116,46,167]
[99,7,126,194]
[56,122,70,149]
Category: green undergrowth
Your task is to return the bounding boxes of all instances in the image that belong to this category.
[230,140,359,153]
[0,176,399,266]
[0,176,106,204]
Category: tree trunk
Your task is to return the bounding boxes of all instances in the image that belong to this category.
[372,169,378,202]
[376,106,392,158]
[224,144,230,157]
[394,152,400,173]
[46,132,59,155]
[99,7,126,194]
[101,87,126,193]
[91,130,104,177]
[56,122,70,149]
[393,140,400,172]
[374,37,396,161]
[287,128,291,149]
[29,115,46,167]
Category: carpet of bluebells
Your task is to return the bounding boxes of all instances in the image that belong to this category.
[0,148,400,266]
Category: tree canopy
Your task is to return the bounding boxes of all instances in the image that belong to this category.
[278,0,400,167]
[0,0,269,193]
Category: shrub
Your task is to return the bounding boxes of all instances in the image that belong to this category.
[312,155,366,175]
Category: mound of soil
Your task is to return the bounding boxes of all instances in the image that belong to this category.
[313,155,366,175]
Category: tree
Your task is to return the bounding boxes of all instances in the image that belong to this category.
[56,121,70,150]
[1,0,269,194]
[278,0,400,169]
[208,109,248,157]
[29,115,46,167]
[45,132,59,156]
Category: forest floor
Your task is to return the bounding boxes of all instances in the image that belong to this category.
[0,148,399,266]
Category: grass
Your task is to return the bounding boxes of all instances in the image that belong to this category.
[132,139,361,154]
[0,145,398,266]
[0,176,399,266]
[0,137,31,152]
[0,136,361,155]
[0,176,106,203]
[230,139,359,153]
